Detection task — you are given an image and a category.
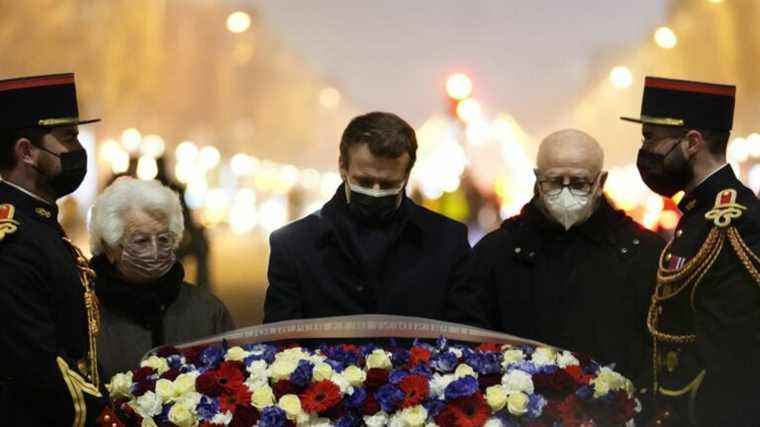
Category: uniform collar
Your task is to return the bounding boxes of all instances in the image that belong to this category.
[678,164,737,213]
[0,180,60,226]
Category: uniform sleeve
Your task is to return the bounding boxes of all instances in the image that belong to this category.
[443,224,488,328]
[263,231,304,323]
[0,238,104,426]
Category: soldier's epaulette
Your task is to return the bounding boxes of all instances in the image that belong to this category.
[704,188,746,228]
[0,203,21,241]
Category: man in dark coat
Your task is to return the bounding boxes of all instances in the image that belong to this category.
[471,129,664,389]
[0,74,107,425]
[264,111,485,326]
[622,76,760,426]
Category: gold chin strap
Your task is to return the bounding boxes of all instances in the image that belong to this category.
[62,236,101,390]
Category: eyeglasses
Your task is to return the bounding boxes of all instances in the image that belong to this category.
[537,174,599,196]
[122,231,175,253]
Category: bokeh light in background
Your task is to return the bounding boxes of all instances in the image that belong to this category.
[456,98,482,123]
[446,73,473,100]
[120,128,142,154]
[654,27,678,49]
[226,11,251,33]
[319,87,341,109]
[136,155,158,180]
[609,66,633,89]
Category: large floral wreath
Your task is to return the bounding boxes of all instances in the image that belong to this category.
[106,336,638,427]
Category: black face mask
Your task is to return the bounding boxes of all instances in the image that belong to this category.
[36,147,88,198]
[345,182,403,226]
[636,141,692,197]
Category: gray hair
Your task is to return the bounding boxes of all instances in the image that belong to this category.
[89,177,185,255]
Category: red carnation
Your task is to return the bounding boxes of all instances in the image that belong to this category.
[229,404,260,427]
[160,368,181,381]
[273,379,301,400]
[183,345,205,366]
[220,384,253,414]
[399,375,429,408]
[476,343,501,353]
[132,367,155,383]
[409,347,432,367]
[477,374,501,390]
[362,393,381,416]
[300,380,342,413]
[196,371,223,397]
[565,365,592,385]
[132,379,156,397]
[556,394,588,427]
[365,368,389,390]
[572,352,593,367]
[322,402,349,421]
[533,370,576,396]
[434,392,490,427]
[341,344,359,353]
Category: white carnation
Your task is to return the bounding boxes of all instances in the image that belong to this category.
[501,369,534,394]
[211,411,233,425]
[130,391,163,418]
[531,347,557,367]
[429,373,455,399]
[556,351,580,368]
[364,412,390,427]
[106,371,133,399]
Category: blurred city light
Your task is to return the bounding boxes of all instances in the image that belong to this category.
[136,155,158,180]
[319,87,341,109]
[446,73,473,100]
[654,27,678,49]
[121,128,142,153]
[609,66,633,89]
[230,153,258,176]
[259,197,288,232]
[199,145,221,169]
[140,134,166,158]
[175,141,199,162]
[728,137,749,163]
[456,98,482,123]
[226,11,251,33]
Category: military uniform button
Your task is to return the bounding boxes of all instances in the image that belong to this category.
[665,253,672,261]
[620,247,628,254]
[528,251,535,257]
[632,238,640,245]
[676,229,683,238]
[514,247,522,254]
[356,285,364,292]
[103,415,111,422]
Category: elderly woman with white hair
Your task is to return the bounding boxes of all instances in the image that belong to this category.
[89,177,233,379]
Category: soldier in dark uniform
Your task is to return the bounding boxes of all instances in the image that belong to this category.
[622,76,760,426]
[0,74,110,426]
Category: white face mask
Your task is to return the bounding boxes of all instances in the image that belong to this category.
[542,188,596,230]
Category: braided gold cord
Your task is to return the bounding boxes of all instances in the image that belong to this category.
[727,227,760,286]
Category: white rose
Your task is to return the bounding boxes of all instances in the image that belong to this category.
[429,374,455,399]
[270,358,298,381]
[211,411,233,425]
[366,349,392,370]
[592,367,629,397]
[425,423,440,427]
[251,384,276,409]
[176,391,203,410]
[531,347,557,367]
[279,394,309,422]
[155,378,177,402]
[448,348,463,359]
[454,364,478,379]
[331,373,353,395]
[556,351,580,368]
[485,385,508,412]
[141,356,170,375]
[506,391,529,416]
[303,417,333,427]
[501,349,525,367]
[399,405,427,427]
[130,391,163,418]
[501,370,534,394]
[593,378,611,398]
[313,363,334,382]
[364,411,390,427]
[168,403,196,427]
[107,372,133,399]
[141,418,158,427]
[484,419,504,427]
[225,346,251,362]
[174,373,198,395]
[276,347,310,363]
[342,365,367,387]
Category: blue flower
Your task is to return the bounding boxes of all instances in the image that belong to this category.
[242,344,277,364]
[360,343,382,357]
[430,352,458,373]
[444,376,478,400]
[464,352,502,375]
[410,363,433,379]
[336,413,362,427]
[290,359,314,388]
[516,344,535,356]
[375,384,405,412]
[156,403,173,424]
[389,369,410,384]
[259,406,287,427]
[197,395,220,421]
[509,361,539,375]
[326,359,346,373]
[321,345,362,366]
[166,354,184,370]
[392,349,410,367]
[199,346,224,368]
[435,336,449,351]
[180,364,197,374]
[527,393,547,419]
[423,398,446,417]
[576,384,594,401]
[345,387,367,408]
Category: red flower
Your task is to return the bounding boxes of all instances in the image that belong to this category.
[220,384,253,414]
[565,365,592,385]
[341,344,359,353]
[183,345,205,366]
[555,394,590,427]
[476,343,501,353]
[300,380,342,413]
[362,393,381,415]
[132,367,155,383]
[229,405,260,427]
[533,370,576,396]
[160,368,181,381]
[477,374,501,390]
[434,392,490,427]
[217,362,245,389]
[132,379,156,397]
[273,379,301,400]
[399,375,429,408]
[365,368,389,390]
[196,371,223,397]
[409,347,432,367]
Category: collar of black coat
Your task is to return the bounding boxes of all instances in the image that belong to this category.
[509,195,623,254]
[0,180,61,229]
[316,184,423,248]
[677,164,738,213]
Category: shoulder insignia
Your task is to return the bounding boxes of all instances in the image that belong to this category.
[35,207,52,218]
[704,189,746,228]
[0,203,20,241]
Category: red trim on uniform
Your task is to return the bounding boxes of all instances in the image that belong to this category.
[0,74,74,92]
[645,77,735,97]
